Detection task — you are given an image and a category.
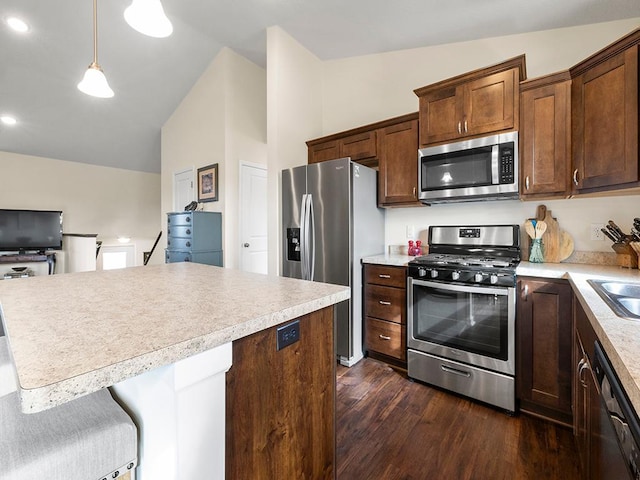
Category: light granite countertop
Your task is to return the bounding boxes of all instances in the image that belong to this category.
[0,263,350,413]
[362,253,416,267]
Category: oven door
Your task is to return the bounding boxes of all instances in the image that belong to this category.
[408,278,516,375]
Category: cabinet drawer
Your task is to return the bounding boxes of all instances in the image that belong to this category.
[167,212,193,226]
[166,237,196,251]
[365,264,406,288]
[167,226,193,239]
[365,317,406,360]
[165,249,223,266]
[365,284,405,323]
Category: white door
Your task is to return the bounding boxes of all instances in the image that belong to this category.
[173,168,194,212]
[239,163,268,274]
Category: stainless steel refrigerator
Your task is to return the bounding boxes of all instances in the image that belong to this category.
[282,157,385,366]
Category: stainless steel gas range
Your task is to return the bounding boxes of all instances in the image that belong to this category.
[407,224,520,412]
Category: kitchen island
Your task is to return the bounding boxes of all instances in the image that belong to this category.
[0,262,349,479]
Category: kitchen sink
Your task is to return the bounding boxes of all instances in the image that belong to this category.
[588,280,640,320]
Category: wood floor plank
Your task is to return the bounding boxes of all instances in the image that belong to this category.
[336,358,581,480]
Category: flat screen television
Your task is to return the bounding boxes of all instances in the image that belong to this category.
[0,209,63,253]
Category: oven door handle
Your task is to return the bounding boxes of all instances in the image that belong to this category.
[410,278,510,296]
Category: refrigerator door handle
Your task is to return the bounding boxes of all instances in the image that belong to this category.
[308,194,315,281]
[299,193,308,280]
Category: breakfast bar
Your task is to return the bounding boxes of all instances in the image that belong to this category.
[0,263,349,479]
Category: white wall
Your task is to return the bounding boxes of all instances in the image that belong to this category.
[0,151,161,269]
[316,18,640,254]
[266,26,324,274]
[161,48,267,269]
[321,19,640,133]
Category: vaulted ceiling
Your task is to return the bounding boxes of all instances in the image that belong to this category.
[1,0,638,173]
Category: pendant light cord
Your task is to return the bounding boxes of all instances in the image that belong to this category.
[92,0,98,65]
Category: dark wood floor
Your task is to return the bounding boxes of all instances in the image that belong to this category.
[336,358,582,480]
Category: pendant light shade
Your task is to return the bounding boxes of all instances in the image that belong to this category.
[78,0,114,98]
[124,0,173,38]
[78,63,114,98]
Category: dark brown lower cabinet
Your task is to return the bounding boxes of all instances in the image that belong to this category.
[517,277,573,426]
[573,295,605,480]
[226,306,335,479]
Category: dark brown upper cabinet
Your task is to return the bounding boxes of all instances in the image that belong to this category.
[414,55,527,147]
[570,28,639,194]
[519,71,572,199]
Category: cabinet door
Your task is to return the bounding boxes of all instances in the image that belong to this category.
[573,330,590,475]
[308,140,340,164]
[464,69,517,137]
[377,119,420,206]
[517,278,573,424]
[520,79,571,198]
[572,45,639,191]
[341,131,377,162]
[418,86,461,145]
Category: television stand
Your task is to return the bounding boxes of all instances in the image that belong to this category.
[0,253,56,275]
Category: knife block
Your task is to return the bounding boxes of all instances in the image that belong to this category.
[630,242,640,269]
[612,243,638,268]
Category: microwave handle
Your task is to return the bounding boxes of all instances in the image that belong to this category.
[491,145,500,184]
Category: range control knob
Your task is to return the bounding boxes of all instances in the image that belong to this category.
[451,271,460,281]
[430,269,439,279]
[474,272,484,283]
[417,268,427,278]
[490,274,499,285]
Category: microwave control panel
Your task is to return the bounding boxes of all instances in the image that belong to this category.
[499,142,515,184]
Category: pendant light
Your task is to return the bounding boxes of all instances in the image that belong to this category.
[77,0,114,98]
[124,0,173,38]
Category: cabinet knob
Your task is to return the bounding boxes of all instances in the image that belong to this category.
[186,229,191,235]
[167,229,171,235]
[243,243,250,248]
[186,241,191,247]
[573,169,579,186]
[186,217,191,223]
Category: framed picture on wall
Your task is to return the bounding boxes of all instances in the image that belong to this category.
[197,163,219,202]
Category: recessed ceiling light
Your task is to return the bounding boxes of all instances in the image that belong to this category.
[1,116,17,126]
[6,17,29,33]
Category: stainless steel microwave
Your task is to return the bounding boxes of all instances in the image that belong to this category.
[418,131,518,204]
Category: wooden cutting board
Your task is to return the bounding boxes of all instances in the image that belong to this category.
[522,204,574,263]
[541,209,560,262]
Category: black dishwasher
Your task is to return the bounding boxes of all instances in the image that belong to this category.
[593,341,640,479]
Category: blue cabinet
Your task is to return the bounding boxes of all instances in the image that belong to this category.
[165,211,223,266]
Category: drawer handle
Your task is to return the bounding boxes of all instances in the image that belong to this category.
[441,365,471,378]
[379,335,391,341]
[378,274,391,279]
[186,229,191,234]
[379,301,391,306]
[186,241,191,247]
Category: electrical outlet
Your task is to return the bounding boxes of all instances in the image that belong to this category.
[276,320,300,351]
[406,225,415,239]
[591,223,605,241]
